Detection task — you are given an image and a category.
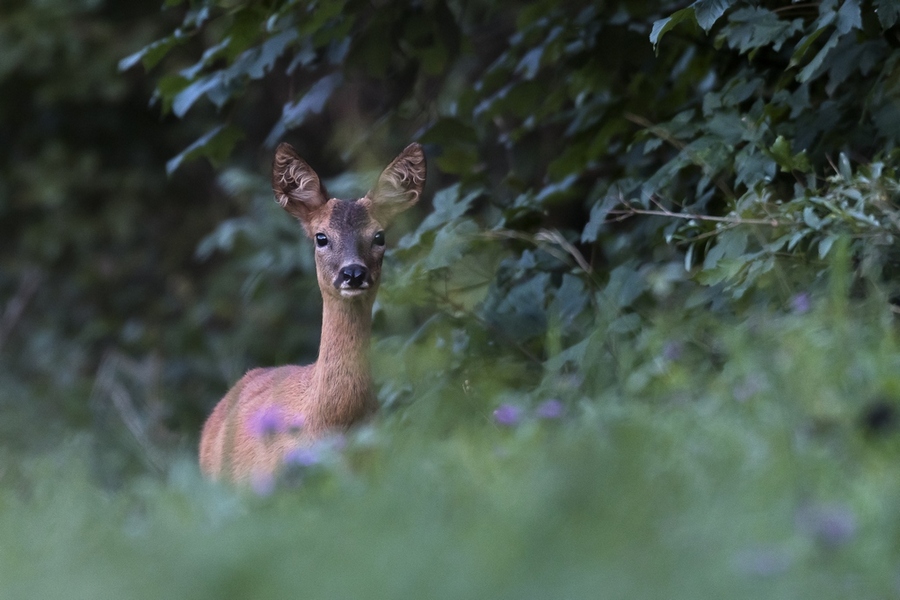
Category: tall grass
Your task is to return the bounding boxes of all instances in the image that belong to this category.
[2,289,899,600]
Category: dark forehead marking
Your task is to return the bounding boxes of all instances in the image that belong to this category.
[328,199,370,230]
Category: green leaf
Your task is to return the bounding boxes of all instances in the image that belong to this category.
[875,0,900,28]
[155,74,191,114]
[581,196,620,243]
[836,0,862,34]
[398,185,480,250]
[515,47,544,80]
[650,0,733,52]
[535,175,579,205]
[179,38,232,80]
[166,125,244,175]
[230,29,299,80]
[704,229,749,270]
[171,74,223,118]
[818,234,839,259]
[767,135,812,172]
[694,259,735,286]
[421,219,479,271]
[265,73,342,146]
[789,27,829,69]
[119,34,184,72]
[650,8,694,50]
[720,7,803,54]
[684,243,695,271]
[838,153,852,180]
[693,0,734,31]
[603,264,647,310]
[787,230,810,251]
[484,272,550,343]
[550,274,588,330]
[609,312,642,334]
[797,29,841,83]
[735,147,776,189]
[803,206,824,230]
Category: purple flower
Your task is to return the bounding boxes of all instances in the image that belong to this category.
[493,403,522,427]
[796,503,857,547]
[283,446,321,467]
[662,341,683,362]
[247,405,285,439]
[535,399,565,419]
[791,292,811,314]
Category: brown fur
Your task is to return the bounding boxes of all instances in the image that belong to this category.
[199,142,426,482]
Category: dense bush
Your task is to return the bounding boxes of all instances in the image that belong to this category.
[121,0,900,423]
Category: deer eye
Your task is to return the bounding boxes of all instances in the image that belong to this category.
[315,233,328,247]
[373,231,385,246]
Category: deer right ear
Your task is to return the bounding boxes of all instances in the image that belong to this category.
[272,143,327,234]
[369,142,426,225]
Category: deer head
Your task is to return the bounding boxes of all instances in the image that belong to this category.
[272,143,426,301]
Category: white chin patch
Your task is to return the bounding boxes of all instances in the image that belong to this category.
[339,288,367,298]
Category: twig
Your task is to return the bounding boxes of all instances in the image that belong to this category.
[772,3,820,15]
[90,350,169,474]
[608,205,780,227]
[486,228,593,273]
[683,221,742,243]
[534,229,593,274]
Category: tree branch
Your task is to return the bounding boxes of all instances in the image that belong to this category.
[608,204,780,227]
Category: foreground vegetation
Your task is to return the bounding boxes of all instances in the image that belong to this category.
[3,280,900,598]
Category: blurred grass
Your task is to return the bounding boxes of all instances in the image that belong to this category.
[2,293,900,599]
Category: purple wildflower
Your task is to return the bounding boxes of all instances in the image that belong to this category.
[662,341,683,362]
[283,446,321,467]
[796,503,857,547]
[535,399,565,419]
[791,292,811,314]
[493,403,522,427]
[247,405,285,439]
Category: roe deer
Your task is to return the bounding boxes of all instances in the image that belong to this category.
[199,142,425,482]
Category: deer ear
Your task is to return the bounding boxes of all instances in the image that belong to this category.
[272,143,327,234]
[369,143,426,225]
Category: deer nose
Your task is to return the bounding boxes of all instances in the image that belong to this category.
[338,264,368,288]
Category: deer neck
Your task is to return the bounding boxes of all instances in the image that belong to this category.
[309,294,375,427]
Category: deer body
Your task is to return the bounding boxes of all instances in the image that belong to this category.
[199,142,425,482]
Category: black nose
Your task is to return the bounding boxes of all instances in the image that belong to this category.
[339,264,368,288]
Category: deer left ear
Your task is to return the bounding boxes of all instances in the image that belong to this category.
[368,143,426,225]
[272,143,329,236]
